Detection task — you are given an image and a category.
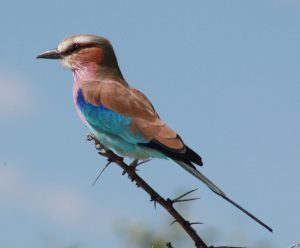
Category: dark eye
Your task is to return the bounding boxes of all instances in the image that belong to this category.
[72,43,80,50]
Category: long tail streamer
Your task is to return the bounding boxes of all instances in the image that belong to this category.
[175,160,273,232]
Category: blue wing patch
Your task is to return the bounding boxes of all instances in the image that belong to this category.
[76,89,147,144]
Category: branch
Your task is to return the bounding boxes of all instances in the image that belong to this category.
[87,134,245,248]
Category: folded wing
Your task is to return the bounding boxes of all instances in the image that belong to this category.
[81,79,202,166]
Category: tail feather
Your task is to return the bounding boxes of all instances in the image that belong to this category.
[174,160,273,233]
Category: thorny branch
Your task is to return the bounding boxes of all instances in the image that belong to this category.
[86,133,245,248]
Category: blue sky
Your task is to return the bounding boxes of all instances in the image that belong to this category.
[0,1,299,247]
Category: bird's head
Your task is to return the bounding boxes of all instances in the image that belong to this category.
[37,34,120,73]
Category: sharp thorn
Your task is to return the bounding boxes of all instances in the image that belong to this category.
[211,246,247,248]
[91,161,112,186]
[166,242,173,248]
[137,159,152,166]
[170,219,177,226]
[190,222,203,226]
[150,196,157,209]
[288,244,300,248]
[172,188,198,202]
[173,197,200,203]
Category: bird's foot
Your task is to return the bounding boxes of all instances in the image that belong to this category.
[122,159,139,181]
[86,133,95,141]
[125,158,152,173]
[86,133,106,151]
[129,159,139,170]
[122,159,152,182]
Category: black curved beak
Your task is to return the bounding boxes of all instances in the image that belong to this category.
[36,49,62,59]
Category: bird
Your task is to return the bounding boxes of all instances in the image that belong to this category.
[37,34,272,232]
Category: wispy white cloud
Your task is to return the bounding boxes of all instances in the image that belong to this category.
[0,165,25,198]
[0,165,115,229]
[0,71,34,116]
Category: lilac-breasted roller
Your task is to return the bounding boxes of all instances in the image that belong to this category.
[37,34,272,232]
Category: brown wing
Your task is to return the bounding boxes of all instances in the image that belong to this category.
[81,79,202,165]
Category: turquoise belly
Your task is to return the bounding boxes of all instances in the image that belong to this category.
[76,88,165,159]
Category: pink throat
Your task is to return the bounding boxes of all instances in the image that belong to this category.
[72,63,101,94]
[73,63,100,81]
[72,65,100,126]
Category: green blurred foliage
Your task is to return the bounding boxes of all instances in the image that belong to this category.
[32,188,276,248]
[113,188,276,248]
